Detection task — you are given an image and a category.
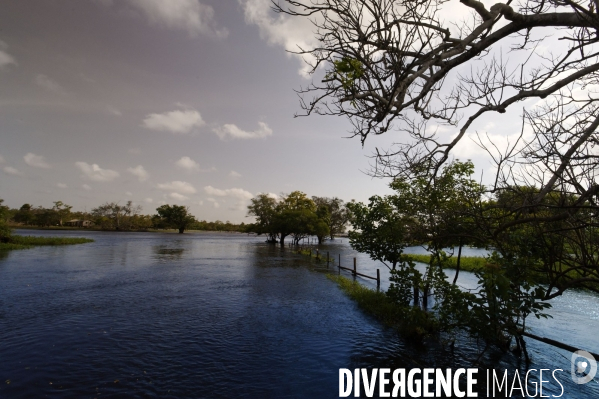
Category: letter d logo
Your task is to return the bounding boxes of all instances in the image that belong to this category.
[571,350,597,384]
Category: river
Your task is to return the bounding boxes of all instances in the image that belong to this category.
[0,230,597,398]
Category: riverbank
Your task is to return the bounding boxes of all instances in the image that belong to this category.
[0,235,94,250]
[404,254,486,271]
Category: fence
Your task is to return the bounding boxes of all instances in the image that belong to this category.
[289,242,380,287]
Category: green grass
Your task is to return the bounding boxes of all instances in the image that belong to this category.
[0,235,94,250]
[328,274,438,339]
[328,275,402,327]
[405,254,486,272]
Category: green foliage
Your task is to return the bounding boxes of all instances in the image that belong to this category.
[155,204,196,234]
[330,57,364,92]
[246,191,331,244]
[0,199,11,242]
[330,275,439,340]
[312,196,351,239]
[404,254,486,272]
[0,235,93,250]
[347,195,412,269]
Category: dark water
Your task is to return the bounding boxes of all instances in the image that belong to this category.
[0,230,597,398]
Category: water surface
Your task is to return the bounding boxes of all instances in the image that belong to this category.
[0,230,597,398]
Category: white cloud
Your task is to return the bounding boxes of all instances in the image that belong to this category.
[34,74,67,95]
[207,197,220,208]
[213,122,273,140]
[82,184,92,191]
[229,170,242,178]
[239,0,319,77]
[127,165,150,182]
[175,156,216,172]
[107,105,122,116]
[57,183,67,189]
[175,156,200,171]
[24,153,51,169]
[145,198,154,204]
[204,186,253,200]
[142,109,205,134]
[0,40,17,69]
[3,166,21,176]
[75,162,120,182]
[125,191,133,197]
[169,192,190,201]
[128,147,142,155]
[0,155,5,163]
[126,0,228,38]
[157,180,197,194]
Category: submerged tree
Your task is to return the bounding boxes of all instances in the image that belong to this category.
[155,205,196,234]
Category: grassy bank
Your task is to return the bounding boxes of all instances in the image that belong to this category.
[0,235,94,250]
[328,275,401,327]
[405,254,486,272]
[328,274,438,339]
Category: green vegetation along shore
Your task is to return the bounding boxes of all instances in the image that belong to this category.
[404,254,486,272]
[0,235,94,250]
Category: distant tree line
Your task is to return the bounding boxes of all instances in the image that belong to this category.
[3,200,246,234]
[246,191,351,244]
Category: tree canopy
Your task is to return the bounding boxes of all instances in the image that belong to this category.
[155,204,197,234]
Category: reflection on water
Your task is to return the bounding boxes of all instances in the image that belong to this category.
[153,245,186,260]
[0,230,596,398]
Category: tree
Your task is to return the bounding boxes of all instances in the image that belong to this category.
[347,195,413,270]
[246,193,280,243]
[312,196,351,239]
[13,204,35,225]
[0,199,11,242]
[52,201,72,227]
[155,205,196,234]
[277,0,599,293]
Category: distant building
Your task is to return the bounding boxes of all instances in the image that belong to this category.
[64,219,94,228]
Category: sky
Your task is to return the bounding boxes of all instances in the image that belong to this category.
[0,0,556,222]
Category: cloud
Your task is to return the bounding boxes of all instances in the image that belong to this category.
[0,155,5,163]
[24,153,51,169]
[207,198,220,208]
[229,170,242,178]
[3,166,22,176]
[76,162,120,182]
[204,186,253,200]
[175,156,215,172]
[107,105,122,116]
[213,122,273,140]
[82,184,92,190]
[128,147,142,155]
[34,74,67,95]
[145,197,154,204]
[175,156,200,171]
[142,109,205,134]
[169,192,190,201]
[126,0,228,38]
[57,183,67,189]
[239,0,320,77]
[157,180,197,194]
[127,165,150,182]
[0,40,17,69]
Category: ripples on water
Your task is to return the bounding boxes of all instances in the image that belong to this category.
[0,230,597,398]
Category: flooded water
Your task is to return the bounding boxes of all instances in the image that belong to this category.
[0,230,597,398]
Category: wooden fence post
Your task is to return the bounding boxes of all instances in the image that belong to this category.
[353,257,356,276]
[377,269,380,288]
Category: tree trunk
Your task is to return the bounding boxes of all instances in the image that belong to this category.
[453,238,463,285]
[178,227,185,234]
